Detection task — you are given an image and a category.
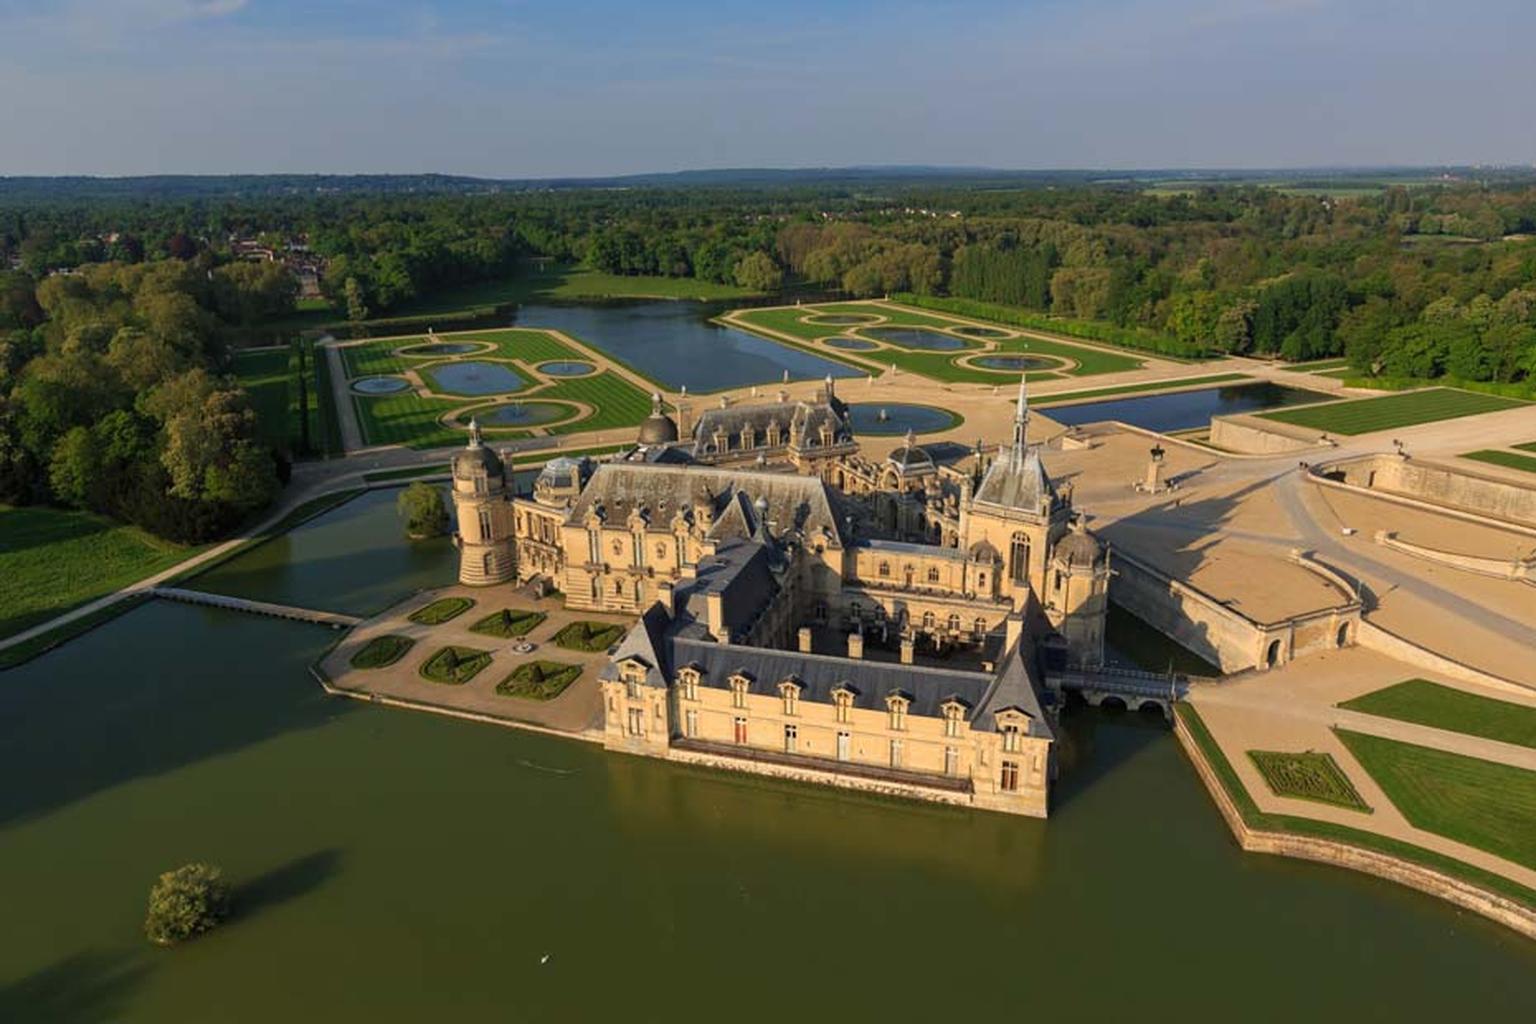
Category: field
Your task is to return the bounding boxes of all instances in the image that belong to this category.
[234,344,323,454]
[1247,750,1371,811]
[1461,449,1536,475]
[1340,679,1536,749]
[729,301,1145,382]
[1336,730,1536,871]
[0,505,195,640]
[1259,388,1529,435]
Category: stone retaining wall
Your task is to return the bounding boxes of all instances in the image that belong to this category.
[1328,454,1536,528]
[1375,531,1534,584]
[1208,415,1319,454]
[1174,711,1536,941]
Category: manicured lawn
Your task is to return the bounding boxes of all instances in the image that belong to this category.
[0,505,195,641]
[469,609,547,639]
[1517,441,1536,454]
[1248,750,1371,811]
[387,262,761,316]
[1035,374,1250,407]
[1259,388,1529,435]
[408,597,475,625]
[496,659,582,700]
[1340,679,1536,749]
[1287,358,1350,372]
[1461,449,1536,475]
[1336,729,1536,871]
[539,371,654,435]
[343,329,588,380]
[418,645,493,685]
[349,634,416,669]
[731,302,1144,382]
[233,348,292,446]
[1176,705,1536,911]
[553,620,626,652]
[362,465,451,483]
[353,390,472,450]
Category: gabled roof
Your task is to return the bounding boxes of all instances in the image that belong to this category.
[600,604,672,688]
[972,639,1053,740]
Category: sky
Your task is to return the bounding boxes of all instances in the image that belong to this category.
[0,0,1531,177]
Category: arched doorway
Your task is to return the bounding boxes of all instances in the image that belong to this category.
[1336,622,1351,648]
[1265,639,1282,668]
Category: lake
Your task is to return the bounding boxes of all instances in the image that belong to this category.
[2,491,1533,1021]
[1044,381,1337,433]
[510,300,861,393]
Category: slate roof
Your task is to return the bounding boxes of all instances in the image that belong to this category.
[690,396,852,459]
[859,538,968,563]
[672,539,777,637]
[971,641,1054,740]
[973,446,1055,511]
[600,603,673,688]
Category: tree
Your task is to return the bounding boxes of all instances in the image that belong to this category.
[344,277,369,322]
[397,481,448,538]
[144,863,229,946]
[733,251,783,292]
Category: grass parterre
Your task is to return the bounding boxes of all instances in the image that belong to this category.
[1340,679,1536,750]
[1247,750,1371,811]
[1259,387,1529,435]
[408,597,475,625]
[418,645,493,685]
[469,608,547,639]
[496,660,582,700]
[553,620,626,652]
[349,634,416,669]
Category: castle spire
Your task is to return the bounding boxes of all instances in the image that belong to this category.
[1011,373,1028,462]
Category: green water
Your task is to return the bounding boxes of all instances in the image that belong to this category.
[3,497,1535,1021]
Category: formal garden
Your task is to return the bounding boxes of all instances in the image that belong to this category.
[1247,749,1371,811]
[408,597,475,625]
[554,620,627,652]
[470,608,547,639]
[496,660,583,701]
[1260,387,1530,435]
[349,634,416,669]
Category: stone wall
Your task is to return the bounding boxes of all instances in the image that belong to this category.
[1375,531,1534,585]
[1332,455,1536,527]
[1108,550,1264,672]
[1209,415,1318,454]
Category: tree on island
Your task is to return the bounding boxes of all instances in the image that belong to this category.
[397,481,448,539]
[144,863,229,946]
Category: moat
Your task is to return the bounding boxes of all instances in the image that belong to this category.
[2,487,1533,1020]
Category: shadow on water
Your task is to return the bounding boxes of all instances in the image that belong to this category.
[0,601,348,829]
[232,849,343,923]
[0,950,150,1023]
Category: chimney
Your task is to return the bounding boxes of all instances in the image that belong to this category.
[847,632,864,660]
[798,626,813,654]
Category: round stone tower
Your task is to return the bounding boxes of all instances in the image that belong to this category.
[452,419,515,585]
[1048,516,1110,666]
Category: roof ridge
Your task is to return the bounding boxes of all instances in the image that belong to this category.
[669,636,992,680]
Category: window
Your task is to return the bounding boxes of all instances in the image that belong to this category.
[680,671,698,702]
[887,696,908,732]
[1055,571,1064,592]
[784,724,798,754]
[780,681,799,716]
[731,677,748,709]
[733,717,748,745]
[922,611,936,631]
[944,746,959,776]
[943,703,963,738]
[1010,534,1030,583]
[877,561,890,578]
[684,709,698,738]
[836,731,851,761]
[613,580,623,595]
[974,617,987,638]
[947,613,961,634]
[588,529,601,564]
[927,566,940,583]
[478,509,493,539]
[625,678,640,700]
[889,739,904,768]
[977,572,986,588]
[626,708,644,737]
[1000,760,1020,792]
[834,689,853,724]
[1002,723,1022,753]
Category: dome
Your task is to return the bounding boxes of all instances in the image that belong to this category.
[453,419,505,478]
[1054,521,1105,569]
[886,429,935,474]
[637,392,679,445]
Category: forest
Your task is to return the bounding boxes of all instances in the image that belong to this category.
[4,172,1536,542]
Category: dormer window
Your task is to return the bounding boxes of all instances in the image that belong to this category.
[678,667,700,702]
[778,679,801,716]
[886,693,909,732]
[941,700,965,738]
[730,674,750,710]
[832,686,855,724]
[1001,721,1023,753]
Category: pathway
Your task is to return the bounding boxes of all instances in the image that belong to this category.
[150,587,362,628]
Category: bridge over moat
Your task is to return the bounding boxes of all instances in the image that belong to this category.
[151,587,362,628]
[1044,664,1212,720]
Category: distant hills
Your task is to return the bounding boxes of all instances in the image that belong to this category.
[0,165,1531,200]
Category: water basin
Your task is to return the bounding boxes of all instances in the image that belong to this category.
[805,313,882,325]
[847,402,960,435]
[351,375,412,395]
[862,327,973,351]
[474,401,573,427]
[400,341,485,356]
[1045,382,1338,433]
[953,325,1013,339]
[423,360,527,396]
[537,360,596,377]
[824,336,881,351]
[971,355,1059,372]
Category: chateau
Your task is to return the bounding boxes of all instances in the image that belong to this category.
[450,376,1109,817]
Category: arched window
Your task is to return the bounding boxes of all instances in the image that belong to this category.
[1009,534,1030,583]
[948,613,962,633]
[922,611,936,631]
[942,701,964,738]
[974,617,987,638]
[833,686,854,724]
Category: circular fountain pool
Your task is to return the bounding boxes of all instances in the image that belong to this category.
[351,375,412,395]
[846,403,960,436]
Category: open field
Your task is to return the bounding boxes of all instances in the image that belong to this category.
[729,301,1146,382]
[0,505,196,641]
[1248,750,1371,811]
[1337,730,1536,872]
[1260,387,1529,435]
[1462,449,1536,475]
[1340,680,1536,750]
[1176,706,1536,910]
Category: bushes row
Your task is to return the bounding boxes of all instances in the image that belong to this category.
[890,293,1209,360]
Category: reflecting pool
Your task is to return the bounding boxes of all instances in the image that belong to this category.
[847,403,960,435]
[510,301,861,392]
[1045,382,1338,433]
[476,401,573,427]
[862,327,974,351]
[953,325,1013,338]
[824,336,881,351]
[400,341,485,356]
[351,376,412,395]
[804,313,882,325]
[537,361,595,376]
[422,360,526,396]
[971,354,1059,372]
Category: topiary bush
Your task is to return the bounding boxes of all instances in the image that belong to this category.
[145,863,230,946]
